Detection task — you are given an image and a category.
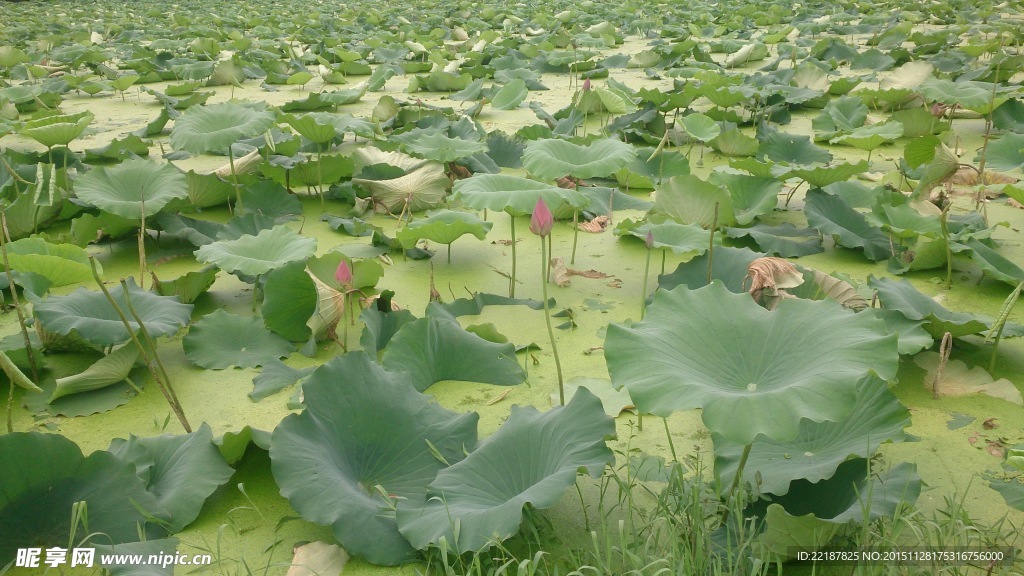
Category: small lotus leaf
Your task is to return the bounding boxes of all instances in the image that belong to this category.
[170,102,276,154]
[183,309,295,369]
[4,238,97,287]
[605,282,898,444]
[805,189,891,260]
[653,174,735,228]
[451,173,588,215]
[271,352,478,565]
[20,110,94,148]
[396,209,492,250]
[52,345,141,401]
[491,78,529,110]
[396,388,614,553]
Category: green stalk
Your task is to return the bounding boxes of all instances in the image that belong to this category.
[720,442,753,526]
[941,205,952,290]
[138,200,146,290]
[540,237,564,405]
[509,215,517,297]
[640,246,652,320]
[88,258,191,432]
[228,146,241,212]
[707,202,719,284]
[571,208,579,264]
[0,210,39,384]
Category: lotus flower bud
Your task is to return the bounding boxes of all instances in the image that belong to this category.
[582,78,591,91]
[930,102,946,117]
[645,230,654,249]
[530,198,553,237]
[335,260,353,287]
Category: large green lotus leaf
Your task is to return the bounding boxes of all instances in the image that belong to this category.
[491,78,529,110]
[382,317,525,392]
[0,432,168,562]
[360,305,418,355]
[183,309,294,369]
[170,102,276,154]
[20,110,94,148]
[721,223,824,257]
[710,172,780,225]
[522,138,637,180]
[108,423,234,533]
[782,160,870,188]
[605,282,898,444]
[184,170,235,209]
[653,174,736,228]
[280,113,374,145]
[271,352,478,565]
[34,279,193,347]
[710,128,759,157]
[747,461,921,557]
[870,198,943,239]
[715,374,910,496]
[614,147,690,190]
[74,158,188,220]
[194,225,316,277]
[993,99,1024,133]
[52,344,141,401]
[868,275,1024,338]
[805,189,891,261]
[261,261,317,342]
[306,251,383,291]
[984,133,1024,173]
[4,238,96,287]
[397,388,614,553]
[392,129,487,163]
[396,209,492,250]
[451,173,588,215]
[681,113,721,143]
[812,96,868,139]
[658,246,761,293]
[614,218,710,257]
[829,121,903,151]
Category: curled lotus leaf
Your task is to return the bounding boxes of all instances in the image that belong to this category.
[522,138,637,180]
[73,158,188,220]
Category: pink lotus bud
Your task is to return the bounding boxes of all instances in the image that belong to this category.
[645,230,654,249]
[530,198,553,237]
[930,102,945,117]
[335,260,353,286]
[582,78,591,91]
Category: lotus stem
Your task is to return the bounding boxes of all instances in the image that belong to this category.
[707,202,719,284]
[640,246,652,320]
[447,243,452,264]
[228,146,241,211]
[975,42,1002,211]
[253,274,260,313]
[341,292,349,352]
[0,209,39,384]
[941,204,952,290]
[571,208,579,264]
[509,215,517,298]
[88,257,191,432]
[720,442,753,526]
[138,200,146,290]
[986,281,1022,373]
[540,236,564,405]
[5,379,12,434]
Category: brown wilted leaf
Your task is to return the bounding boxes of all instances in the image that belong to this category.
[555,176,585,189]
[983,418,998,430]
[744,257,804,306]
[606,279,622,288]
[550,257,571,287]
[568,268,611,279]
[578,215,610,233]
[448,163,472,180]
[1008,198,1024,209]
[949,167,1018,186]
[987,441,1006,459]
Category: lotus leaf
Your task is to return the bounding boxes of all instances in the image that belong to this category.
[94,539,180,576]
[522,138,636,180]
[391,129,487,164]
[396,388,614,553]
[757,127,832,164]
[3,238,97,287]
[194,225,316,277]
[0,432,168,562]
[261,261,318,342]
[805,189,891,260]
[491,78,529,110]
[653,174,735,228]
[352,161,448,213]
[150,266,218,304]
[20,110,94,148]
[424,292,550,323]
[108,423,233,533]
[615,218,710,257]
[721,223,824,257]
[918,78,1013,115]
[605,282,898,444]
[984,133,1024,173]
[952,238,1024,286]
[710,172,780,225]
[52,344,141,401]
[306,251,383,291]
[829,121,904,151]
[360,304,417,355]
[451,173,588,215]
[170,102,276,154]
[869,276,1024,338]
[250,359,316,402]
[183,309,295,369]
[271,352,478,565]
[614,147,690,189]
[658,246,762,293]
[396,210,492,260]
[681,113,721,143]
[34,278,193,347]
[714,374,910,495]
[382,317,525,392]
[74,158,188,220]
